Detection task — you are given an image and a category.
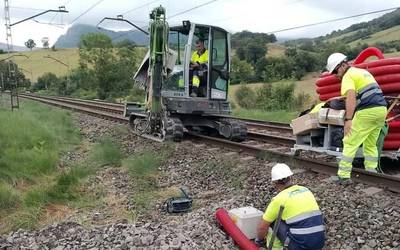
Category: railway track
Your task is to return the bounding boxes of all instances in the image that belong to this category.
[20,94,293,134]
[19,93,400,193]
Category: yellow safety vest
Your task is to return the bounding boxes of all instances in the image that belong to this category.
[263,185,320,222]
[191,50,208,64]
[341,67,386,110]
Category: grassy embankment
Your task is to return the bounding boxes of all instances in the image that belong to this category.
[0,97,171,233]
[0,98,81,232]
[0,48,79,83]
[228,71,320,123]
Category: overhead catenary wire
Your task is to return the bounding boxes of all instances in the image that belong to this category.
[266,6,400,34]
[70,0,106,24]
[110,0,220,42]
[167,0,219,19]
[122,0,160,16]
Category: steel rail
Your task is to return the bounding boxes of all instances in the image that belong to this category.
[20,94,124,115]
[21,94,292,132]
[20,94,400,193]
[247,131,295,146]
[186,133,400,193]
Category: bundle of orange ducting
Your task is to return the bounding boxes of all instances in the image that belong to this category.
[316,47,400,150]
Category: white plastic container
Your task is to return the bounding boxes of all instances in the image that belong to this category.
[228,206,264,239]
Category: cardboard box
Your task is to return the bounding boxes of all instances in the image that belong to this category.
[291,113,319,135]
[318,108,345,126]
[228,206,263,239]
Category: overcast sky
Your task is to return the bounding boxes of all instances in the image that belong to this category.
[0,0,399,47]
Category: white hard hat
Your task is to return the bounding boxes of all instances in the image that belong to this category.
[326,53,347,73]
[271,163,293,182]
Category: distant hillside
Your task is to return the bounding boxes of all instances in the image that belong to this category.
[287,8,400,46]
[324,8,400,41]
[0,42,31,52]
[54,24,149,48]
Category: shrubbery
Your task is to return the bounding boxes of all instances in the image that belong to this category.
[31,33,145,101]
[235,83,311,111]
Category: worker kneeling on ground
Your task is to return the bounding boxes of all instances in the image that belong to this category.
[326,53,387,185]
[255,163,325,250]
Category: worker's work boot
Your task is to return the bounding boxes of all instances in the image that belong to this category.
[365,168,378,173]
[335,177,353,186]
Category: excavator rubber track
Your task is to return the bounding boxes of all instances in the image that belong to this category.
[218,118,247,142]
[163,116,184,142]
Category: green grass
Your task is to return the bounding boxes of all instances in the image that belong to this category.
[228,72,320,108]
[122,146,172,215]
[89,137,123,167]
[232,108,297,123]
[0,48,79,83]
[325,30,358,43]
[0,98,85,232]
[0,100,80,183]
[0,182,20,210]
[349,25,400,47]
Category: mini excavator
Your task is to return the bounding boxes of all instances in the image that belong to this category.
[124,6,247,142]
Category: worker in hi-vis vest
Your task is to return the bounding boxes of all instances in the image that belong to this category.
[189,39,208,97]
[256,163,325,250]
[326,53,387,185]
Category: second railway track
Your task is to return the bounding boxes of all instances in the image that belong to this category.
[19,93,400,193]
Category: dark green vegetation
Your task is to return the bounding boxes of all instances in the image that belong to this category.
[0,99,81,231]
[32,33,145,100]
[0,99,172,232]
[230,9,400,85]
[24,39,36,51]
[0,61,31,90]
[234,82,311,116]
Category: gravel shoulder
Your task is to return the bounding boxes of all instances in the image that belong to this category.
[1,113,400,249]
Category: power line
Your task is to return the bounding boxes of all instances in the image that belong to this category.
[267,6,400,34]
[70,0,106,24]
[168,0,219,19]
[10,6,47,11]
[122,0,160,16]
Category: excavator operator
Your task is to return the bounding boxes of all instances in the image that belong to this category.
[190,39,208,97]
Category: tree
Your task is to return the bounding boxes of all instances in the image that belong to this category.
[0,61,28,90]
[230,57,254,84]
[245,41,267,65]
[41,37,49,49]
[78,33,139,99]
[24,39,36,51]
[114,39,136,49]
[34,72,58,90]
[79,33,112,50]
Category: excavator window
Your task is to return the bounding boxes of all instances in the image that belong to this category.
[210,28,229,99]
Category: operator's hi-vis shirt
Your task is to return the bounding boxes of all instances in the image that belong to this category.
[263,185,320,222]
[191,50,208,64]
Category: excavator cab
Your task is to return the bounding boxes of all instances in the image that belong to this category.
[163,21,230,102]
[125,7,246,142]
